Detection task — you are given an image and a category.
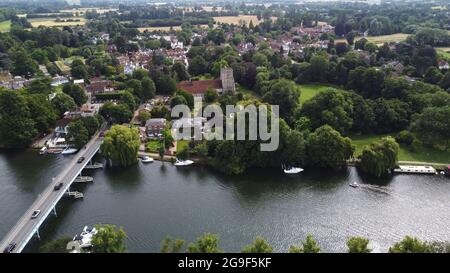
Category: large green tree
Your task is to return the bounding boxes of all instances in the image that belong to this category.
[67,120,90,149]
[241,237,273,253]
[62,83,87,106]
[91,224,127,253]
[347,237,371,253]
[187,233,222,253]
[358,136,399,177]
[101,125,140,167]
[411,106,450,150]
[289,234,321,253]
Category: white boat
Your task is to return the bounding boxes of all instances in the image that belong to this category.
[61,148,78,155]
[282,164,304,174]
[84,162,104,169]
[349,181,359,188]
[174,159,194,166]
[393,165,437,174]
[141,156,154,163]
[39,147,47,155]
[72,226,98,249]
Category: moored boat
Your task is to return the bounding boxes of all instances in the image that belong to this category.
[141,156,154,163]
[174,159,194,166]
[61,148,78,155]
[282,164,304,174]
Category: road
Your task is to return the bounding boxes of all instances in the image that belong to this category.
[0,135,103,253]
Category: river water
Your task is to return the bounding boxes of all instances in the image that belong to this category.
[0,151,449,253]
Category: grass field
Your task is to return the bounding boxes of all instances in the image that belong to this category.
[351,134,450,164]
[0,20,11,32]
[54,61,71,74]
[59,8,118,15]
[213,15,276,25]
[29,17,86,27]
[297,83,338,104]
[138,25,208,32]
[177,140,189,152]
[146,140,161,152]
[436,47,450,59]
[336,33,410,46]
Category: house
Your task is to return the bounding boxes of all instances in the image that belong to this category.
[176,67,235,97]
[438,60,449,70]
[51,76,69,87]
[145,118,167,138]
[0,76,30,90]
[383,61,404,74]
[54,117,72,135]
[86,78,114,95]
[73,79,85,85]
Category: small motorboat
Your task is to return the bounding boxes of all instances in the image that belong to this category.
[282,164,304,174]
[61,148,78,155]
[174,159,194,166]
[349,181,359,188]
[141,156,154,163]
[39,146,47,155]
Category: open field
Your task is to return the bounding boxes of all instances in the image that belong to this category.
[29,17,87,27]
[437,47,450,59]
[54,61,71,74]
[138,24,208,32]
[336,33,410,46]
[213,15,276,25]
[59,8,118,15]
[297,83,338,104]
[0,20,11,32]
[351,134,450,164]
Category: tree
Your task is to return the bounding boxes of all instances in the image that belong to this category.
[80,116,100,137]
[11,48,37,77]
[306,125,354,168]
[67,120,90,149]
[188,55,207,76]
[51,93,77,117]
[141,77,156,100]
[252,52,269,67]
[241,237,273,253]
[26,94,57,133]
[289,234,321,253]
[358,137,399,177]
[0,90,37,149]
[27,77,52,94]
[395,130,415,146]
[301,89,353,134]
[170,95,188,108]
[187,233,222,253]
[411,106,450,150]
[439,71,450,90]
[424,67,443,85]
[138,110,151,125]
[71,62,88,80]
[204,88,219,103]
[172,61,190,81]
[120,91,137,112]
[347,237,371,253]
[101,125,140,167]
[389,236,433,253]
[309,54,329,82]
[62,83,87,106]
[371,98,410,133]
[345,31,357,45]
[99,102,133,124]
[39,237,71,253]
[262,79,300,119]
[160,236,185,253]
[91,224,127,253]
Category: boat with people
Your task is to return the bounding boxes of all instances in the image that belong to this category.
[141,156,154,163]
[349,181,359,188]
[281,163,304,174]
[174,159,194,166]
[61,147,78,155]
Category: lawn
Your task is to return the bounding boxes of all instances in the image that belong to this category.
[138,25,208,33]
[297,83,340,105]
[177,140,189,152]
[0,20,11,32]
[351,134,450,164]
[236,84,260,100]
[146,140,161,152]
[436,48,450,60]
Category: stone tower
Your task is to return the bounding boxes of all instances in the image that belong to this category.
[220,67,235,94]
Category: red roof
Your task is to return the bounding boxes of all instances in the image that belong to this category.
[176,80,222,95]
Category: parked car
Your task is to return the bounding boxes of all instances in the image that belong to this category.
[54,182,63,191]
[31,210,41,219]
[3,242,16,253]
[77,157,85,163]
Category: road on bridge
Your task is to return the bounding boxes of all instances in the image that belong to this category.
[0,133,104,253]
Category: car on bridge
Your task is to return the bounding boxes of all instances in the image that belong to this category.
[31,210,41,219]
[77,157,85,163]
[3,242,16,253]
[54,182,63,191]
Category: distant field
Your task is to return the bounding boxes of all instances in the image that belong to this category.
[202,6,228,12]
[437,47,450,59]
[336,33,410,46]
[54,61,71,74]
[29,17,87,27]
[213,15,276,25]
[0,20,11,32]
[138,24,208,32]
[351,134,450,164]
[298,83,340,105]
[59,8,118,15]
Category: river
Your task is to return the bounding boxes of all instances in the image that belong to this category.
[0,151,449,253]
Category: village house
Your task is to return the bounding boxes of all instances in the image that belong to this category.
[85,78,115,101]
[176,67,235,97]
[0,75,30,90]
[51,76,69,87]
[145,118,167,139]
[171,117,210,139]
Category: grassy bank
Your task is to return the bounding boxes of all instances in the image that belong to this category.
[351,134,450,164]
[0,20,11,32]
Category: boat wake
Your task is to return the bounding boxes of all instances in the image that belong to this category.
[357,184,392,195]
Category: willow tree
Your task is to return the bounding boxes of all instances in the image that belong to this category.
[358,136,399,177]
[101,125,140,167]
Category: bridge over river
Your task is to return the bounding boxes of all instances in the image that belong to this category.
[0,130,105,253]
